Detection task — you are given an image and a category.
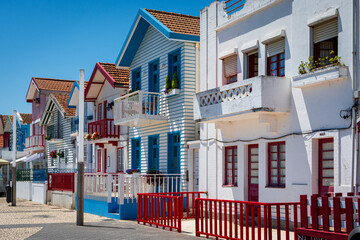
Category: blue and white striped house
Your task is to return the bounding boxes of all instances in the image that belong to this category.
[114,8,200,192]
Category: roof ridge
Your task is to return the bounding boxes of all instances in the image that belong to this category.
[34,77,76,82]
[98,62,115,65]
[145,8,200,19]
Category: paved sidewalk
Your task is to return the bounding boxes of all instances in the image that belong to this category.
[0,198,197,240]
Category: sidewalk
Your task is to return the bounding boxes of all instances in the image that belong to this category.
[0,198,197,240]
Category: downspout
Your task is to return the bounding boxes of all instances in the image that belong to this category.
[352,0,359,193]
[215,1,219,200]
[195,43,200,93]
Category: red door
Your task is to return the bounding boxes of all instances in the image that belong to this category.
[319,138,334,196]
[103,148,107,173]
[248,144,259,202]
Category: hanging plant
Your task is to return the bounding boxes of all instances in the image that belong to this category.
[50,150,57,159]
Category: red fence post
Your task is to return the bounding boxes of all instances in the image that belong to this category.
[195,198,200,237]
[178,196,182,233]
[333,196,341,233]
[311,194,319,230]
[345,197,353,234]
[322,196,329,231]
[300,195,308,228]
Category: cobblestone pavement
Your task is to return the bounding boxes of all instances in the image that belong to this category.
[0,198,197,240]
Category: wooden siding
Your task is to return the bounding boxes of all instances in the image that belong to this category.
[46,109,75,169]
[128,25,197,190]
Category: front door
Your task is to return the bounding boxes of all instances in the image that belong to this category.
[248,144,259,202]
[148,135,159,171]
[319,138,334,196]
[168,132,180,174]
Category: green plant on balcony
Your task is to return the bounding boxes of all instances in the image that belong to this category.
[57,151,64,158]
[164,74,172,94]
[92,131,101,140]
[84,133,92,141]
[45,136,51,141]
[50,150,57,159]
[171,72,179,89]
[298,51,345,75]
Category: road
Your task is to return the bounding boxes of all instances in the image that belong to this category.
[0,198,197,240]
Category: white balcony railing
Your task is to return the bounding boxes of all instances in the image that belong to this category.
[194,75,291,122]
[25,135,45,149]
[84,173,185,205]
[114,91,167,127]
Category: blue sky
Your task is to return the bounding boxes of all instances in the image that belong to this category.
[0,0,213,116]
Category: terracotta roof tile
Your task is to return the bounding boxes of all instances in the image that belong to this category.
[145,9,200,36]
[33,78,75,92]
[19,113,32,124]
[98,63,129,86]
[52,93,76,117]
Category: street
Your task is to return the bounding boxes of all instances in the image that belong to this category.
[0,198,197,240]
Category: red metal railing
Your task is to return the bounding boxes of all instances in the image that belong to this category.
[138,193,183,232]
[25,134,45,148]
[48,173,75,192]
[298,193,358,240]
[195,198,299,240]
[88,118,120,139]
[155,192,206,219]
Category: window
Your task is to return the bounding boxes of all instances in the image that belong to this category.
[132,68,141,91]
[148,135,159,170]
[167,132,180,174]
[224,146,237,186]
[98,103,103,121]
[103,148,107,173]
[169,50,181,88]
[131,138,141,170]
[103,100,107,119]
[117,147,124,172]
[97,149,101,172]
[266,39,285,77]
[149,60,159,92]
[313,18,338,66]
[223,55,238,84]
[246,52,258,79]
[268,142,285,187]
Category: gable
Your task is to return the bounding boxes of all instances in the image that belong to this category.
[3,116,12,132]
[0,116,4,134]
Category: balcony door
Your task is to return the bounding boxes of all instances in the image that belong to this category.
[149,60,159,93]
[167,132,180,174]
[148,135,159,171]
[248,144,259,202]
[319,138,334,196]
[131,138,141,170]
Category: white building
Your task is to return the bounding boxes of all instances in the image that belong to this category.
[194,0,360,202]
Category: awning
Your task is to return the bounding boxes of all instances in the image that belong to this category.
[0,159,9,166]
[26,153,44,162]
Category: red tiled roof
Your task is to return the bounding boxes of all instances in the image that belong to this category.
[20,113,32,124]
[33,78,75,92]
[145,9,200,36]
[98,63,129,86]
[52,93,76,117]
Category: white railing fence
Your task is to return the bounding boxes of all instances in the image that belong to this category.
[84,173,185,205]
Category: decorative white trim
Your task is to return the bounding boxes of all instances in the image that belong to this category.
[261,29,286,44]
[241,40,259,53]
[307,8,338,27]
[219,48,238,60]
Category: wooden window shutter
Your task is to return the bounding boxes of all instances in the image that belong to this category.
[267,39,285,57]
[314,18,338,43]
[223,55,238,78]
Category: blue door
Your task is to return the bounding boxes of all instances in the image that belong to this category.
[131,138,141,170]
[149,60,159,93]
[167,132,180,173]
[148,135,159,171]
[132,68,141,91]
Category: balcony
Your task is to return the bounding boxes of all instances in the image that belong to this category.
[25,135,45,149]
[88,118,120,140]
[194,76,291,123]
[114,91,167,127]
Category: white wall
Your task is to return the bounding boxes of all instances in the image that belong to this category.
[199,0,356,202]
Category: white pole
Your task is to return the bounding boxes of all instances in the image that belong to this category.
[77,69,85,226]
[12,110,17,206]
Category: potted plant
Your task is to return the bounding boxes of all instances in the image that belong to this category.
[164,74,172,94]
[164,72,180,96]
[57,151,64,158]
[92,132,101,140]
[50,150,57,159]
[126,168,140,177]
[45,136,52,141]
[84,134,92,141]
[146,169,164,185]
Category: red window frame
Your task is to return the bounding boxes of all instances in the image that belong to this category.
[267,53,285,77]
[117,147,124,172]
[103,148,107,173]
[267,142,286,188]
[224,146,238,187]
[319,138,334,196]
[98,103,103,121]
[97,149,102,172]
[103,100,107,119]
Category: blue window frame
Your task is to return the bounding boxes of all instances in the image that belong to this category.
[132,67,141,91]
[167,132,180,174]
[148,135,159,171]
[131,138,141,170]
[168,49,181,89]
[149,60,159,93]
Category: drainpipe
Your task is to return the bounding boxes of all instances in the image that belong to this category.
[352,0,358,193]
[195,43,200,93]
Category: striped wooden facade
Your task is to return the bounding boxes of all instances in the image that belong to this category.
[128,25,197,191]
[46,109,75,170]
